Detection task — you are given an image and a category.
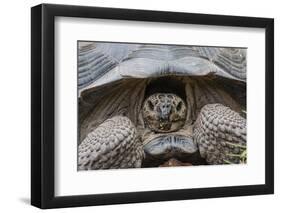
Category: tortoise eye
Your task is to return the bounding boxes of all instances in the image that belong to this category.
[148,100,154,110]
[176,102,182,111]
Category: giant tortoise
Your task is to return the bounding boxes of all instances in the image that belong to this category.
[77,42,247,170]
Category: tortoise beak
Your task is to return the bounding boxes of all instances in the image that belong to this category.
[159,120,172,131]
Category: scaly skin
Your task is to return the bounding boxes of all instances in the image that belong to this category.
[193,104,246,164]
[78,116,143,170]
[142,93,187,133]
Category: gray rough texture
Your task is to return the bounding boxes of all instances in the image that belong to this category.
[78,116,144,170]
[193,104,246,164]
[78,43,246,94]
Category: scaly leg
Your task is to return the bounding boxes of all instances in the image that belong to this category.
[193,104,246,164]
[78,116,144,170]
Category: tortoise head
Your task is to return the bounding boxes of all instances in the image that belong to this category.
[142,93,187,133]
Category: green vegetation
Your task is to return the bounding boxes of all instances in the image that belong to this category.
[223,142,247,164]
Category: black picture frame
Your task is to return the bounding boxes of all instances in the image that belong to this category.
[31,3,274,209]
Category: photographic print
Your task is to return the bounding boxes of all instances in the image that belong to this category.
[78,41,247,171]
[31,4,273,208]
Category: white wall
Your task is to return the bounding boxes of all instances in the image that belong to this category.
[0,0,279,212]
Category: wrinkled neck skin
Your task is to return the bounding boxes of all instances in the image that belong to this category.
[139,124,194,146]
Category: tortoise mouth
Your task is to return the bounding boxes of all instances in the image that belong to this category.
[149,119,186,133]
[158,119,172,131]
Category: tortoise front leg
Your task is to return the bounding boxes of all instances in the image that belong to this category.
[78,116,144,170]
[193,104,246,165]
